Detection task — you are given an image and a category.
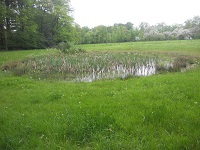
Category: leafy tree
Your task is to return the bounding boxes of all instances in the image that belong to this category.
[185,16,200,29]
[76,16,200,44]
[0,0,74,50]
[125,22,133,30]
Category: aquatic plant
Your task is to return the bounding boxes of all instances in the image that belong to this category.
[3,52,193,82]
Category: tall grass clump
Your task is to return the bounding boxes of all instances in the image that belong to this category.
[56,42,86,54]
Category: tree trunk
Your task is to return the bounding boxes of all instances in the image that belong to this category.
[4,0,11,50]
[0,24,4,49]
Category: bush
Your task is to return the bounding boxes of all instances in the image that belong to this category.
[56,42,86,54]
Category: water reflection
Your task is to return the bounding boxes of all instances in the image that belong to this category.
[77,61,170,82]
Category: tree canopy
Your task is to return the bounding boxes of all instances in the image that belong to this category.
[0,0,74,50]
[75,16,200,44]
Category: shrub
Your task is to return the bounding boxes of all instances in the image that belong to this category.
[56,42,86,54]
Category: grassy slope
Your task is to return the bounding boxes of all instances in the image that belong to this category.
[0,40,200,149]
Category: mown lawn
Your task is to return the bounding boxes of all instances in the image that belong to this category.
[0,40,200,149]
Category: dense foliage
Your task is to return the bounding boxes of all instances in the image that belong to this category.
[0,0,75,50]
[76,16,200,44]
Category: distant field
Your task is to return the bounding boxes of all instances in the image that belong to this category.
[81,40,200,56]
[0,40,200,149]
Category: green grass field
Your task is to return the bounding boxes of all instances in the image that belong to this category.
[1,40,200,149]
[81,40,200,54]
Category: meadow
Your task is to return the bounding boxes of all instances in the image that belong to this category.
[0,40,200,149]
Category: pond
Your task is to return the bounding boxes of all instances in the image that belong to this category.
[2,52,196,82]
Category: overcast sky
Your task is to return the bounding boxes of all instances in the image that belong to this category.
[70,0,200,28]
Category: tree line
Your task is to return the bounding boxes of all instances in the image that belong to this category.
[75,16,200,44]
[0,0,75,50]
[0,0,200,50]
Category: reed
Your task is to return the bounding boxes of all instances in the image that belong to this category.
[3,52,194,82]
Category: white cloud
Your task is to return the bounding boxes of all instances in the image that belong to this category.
[71,0,200,27]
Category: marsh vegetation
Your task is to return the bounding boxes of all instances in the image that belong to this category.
[2,51,197,82]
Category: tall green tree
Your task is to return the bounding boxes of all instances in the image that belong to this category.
[0,0,74,50]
